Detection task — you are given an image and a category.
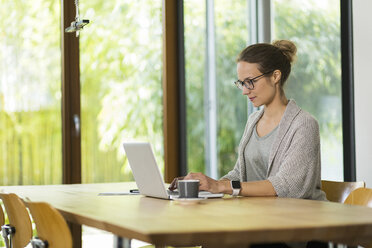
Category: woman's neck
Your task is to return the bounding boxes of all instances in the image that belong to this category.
[263,91,288,122]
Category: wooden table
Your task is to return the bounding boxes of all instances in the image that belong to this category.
[2,182,372,248]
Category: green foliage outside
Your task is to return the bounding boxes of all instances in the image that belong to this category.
[0,0,62,186]
[79,0,163,183]
[184,0,207,175]
[0,0,164,186]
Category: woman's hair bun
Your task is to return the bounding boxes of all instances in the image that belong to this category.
[272,40,297,64]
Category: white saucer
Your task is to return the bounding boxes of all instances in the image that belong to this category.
[173,197,206,205]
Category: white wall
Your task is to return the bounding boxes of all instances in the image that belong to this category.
[353,1,372,186]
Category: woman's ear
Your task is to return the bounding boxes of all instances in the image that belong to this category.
[273,70,282,84]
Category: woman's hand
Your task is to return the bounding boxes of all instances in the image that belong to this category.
[168,176,184,191]
[184,172,221,193]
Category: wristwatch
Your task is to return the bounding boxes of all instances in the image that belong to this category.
[231,181,241,196]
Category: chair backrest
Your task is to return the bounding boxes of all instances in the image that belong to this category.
[344,188,372,207]
[344,188,372,248]
[0,193,33,248]
[321,180,366,203]
[0,203,5,226]
[26,201,72,248]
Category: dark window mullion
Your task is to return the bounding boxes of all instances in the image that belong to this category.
[340,0,356,182]
[61,0,82,247]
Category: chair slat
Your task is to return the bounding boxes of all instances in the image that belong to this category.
[321,180,365,203]
[0,203,5,226]
[344,188,372,207]
[0,193,33,248]
[26,201,72,248]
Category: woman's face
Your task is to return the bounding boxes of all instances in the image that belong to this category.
[236,61,279,108]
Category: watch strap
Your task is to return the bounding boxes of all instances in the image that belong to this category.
[231,181,241,196]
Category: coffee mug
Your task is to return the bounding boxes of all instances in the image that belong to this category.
[177,179,200,198]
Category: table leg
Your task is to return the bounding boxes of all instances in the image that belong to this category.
[68,222,82,248]
[114,236,132,248]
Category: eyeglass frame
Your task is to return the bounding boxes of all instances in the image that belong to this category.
[234,70,275,90]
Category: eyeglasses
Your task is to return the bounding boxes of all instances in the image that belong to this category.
[234,70,274,90]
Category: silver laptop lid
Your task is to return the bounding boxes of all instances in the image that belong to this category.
[123,142,169,199]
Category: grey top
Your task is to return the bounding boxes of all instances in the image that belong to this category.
[245,125,278,181]
[221,100,327,200]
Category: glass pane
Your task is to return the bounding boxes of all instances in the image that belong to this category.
[184,0,206,174]
[273,0,343,180]
[184,0,249,177]
[0,0,62,185]
[80,1,163,183]
[215,0,249,177]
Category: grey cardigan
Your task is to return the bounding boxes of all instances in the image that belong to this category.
[221,100,327,200]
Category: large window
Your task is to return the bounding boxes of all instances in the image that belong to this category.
[80,0,164,183]
[0,0,62,185]
[185,0,343,180]
[0,0,164,204]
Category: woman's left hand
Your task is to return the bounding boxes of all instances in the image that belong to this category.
[184,172,221,193]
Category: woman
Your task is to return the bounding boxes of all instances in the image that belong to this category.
[170,40,326,201]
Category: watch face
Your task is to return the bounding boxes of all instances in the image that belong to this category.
[232,181,241,189]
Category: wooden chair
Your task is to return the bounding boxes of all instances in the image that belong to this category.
[344,188,372,248]
[0,203,7,246]
[0,203,4,226]
[26,201,72,248]
[0,193,33,248]
[344,187,372,207]
[321,180,365,203]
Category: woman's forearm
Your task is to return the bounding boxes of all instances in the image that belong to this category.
[218,179,277,196]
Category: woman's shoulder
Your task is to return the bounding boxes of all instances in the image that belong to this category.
[288,101,319,130]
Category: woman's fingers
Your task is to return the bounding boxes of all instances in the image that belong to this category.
[184,173,211,191]
[184,172,203,180]
[174,173,219,193]
[168,176,184,191]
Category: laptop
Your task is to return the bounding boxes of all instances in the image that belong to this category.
[122,142,224,200]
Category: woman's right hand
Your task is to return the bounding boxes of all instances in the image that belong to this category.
[168,176,184,191]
